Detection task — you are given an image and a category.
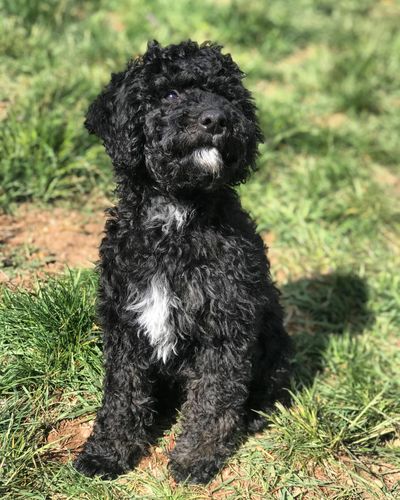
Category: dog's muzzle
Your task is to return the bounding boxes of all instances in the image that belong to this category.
[192,147,223,174]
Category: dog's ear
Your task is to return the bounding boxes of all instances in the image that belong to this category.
[84,71,125,142]
[85,91,111,140]
[84,64,146,177]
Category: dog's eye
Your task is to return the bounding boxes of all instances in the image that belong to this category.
[165,90,179,100]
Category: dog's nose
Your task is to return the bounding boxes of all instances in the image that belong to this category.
[198,109,227,135]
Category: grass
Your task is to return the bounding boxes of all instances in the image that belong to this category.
[1,0,399,498]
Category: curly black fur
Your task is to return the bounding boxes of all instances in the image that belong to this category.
[74,40,292,484]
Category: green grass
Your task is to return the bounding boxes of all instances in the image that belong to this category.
[1,0,400,498]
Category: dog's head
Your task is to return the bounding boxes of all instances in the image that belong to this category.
[86,40,263,194]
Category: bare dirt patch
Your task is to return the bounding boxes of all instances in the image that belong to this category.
[312,112,349,129]
[261,231,288,283]
[279,46,318,67]
[107,12,126,32]
[373,164,400,196]
[254,80,294,98]
[47,417,94,463]
[0,99,10,121]
[0,204,106,287]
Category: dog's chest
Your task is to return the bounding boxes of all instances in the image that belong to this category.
[142,197,190,234]
[126,200,192,363]
[127,274,179,363]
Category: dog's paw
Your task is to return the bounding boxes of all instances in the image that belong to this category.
[73,452,125,480]
[168,455,220,484]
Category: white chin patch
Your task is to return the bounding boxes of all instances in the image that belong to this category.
[193,147,223,174]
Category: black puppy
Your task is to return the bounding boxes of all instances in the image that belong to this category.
[74,40,291,484]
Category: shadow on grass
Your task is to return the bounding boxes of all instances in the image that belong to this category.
[282,272,374,388]
[147,272,374,448]
[146,273,374,452]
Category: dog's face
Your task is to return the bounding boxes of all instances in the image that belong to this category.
[86,41,263,194]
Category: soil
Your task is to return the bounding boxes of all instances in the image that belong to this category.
[0,204,106,287]
[46,415,174,473]
[46,417,94,463]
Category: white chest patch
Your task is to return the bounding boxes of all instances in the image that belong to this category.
[126,275,178,363]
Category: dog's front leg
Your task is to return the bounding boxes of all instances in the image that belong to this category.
[169,344,251,484]
[74,332,154,479]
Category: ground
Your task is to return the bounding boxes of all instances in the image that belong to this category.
[1,0,399,498]
[0,204,106,287]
